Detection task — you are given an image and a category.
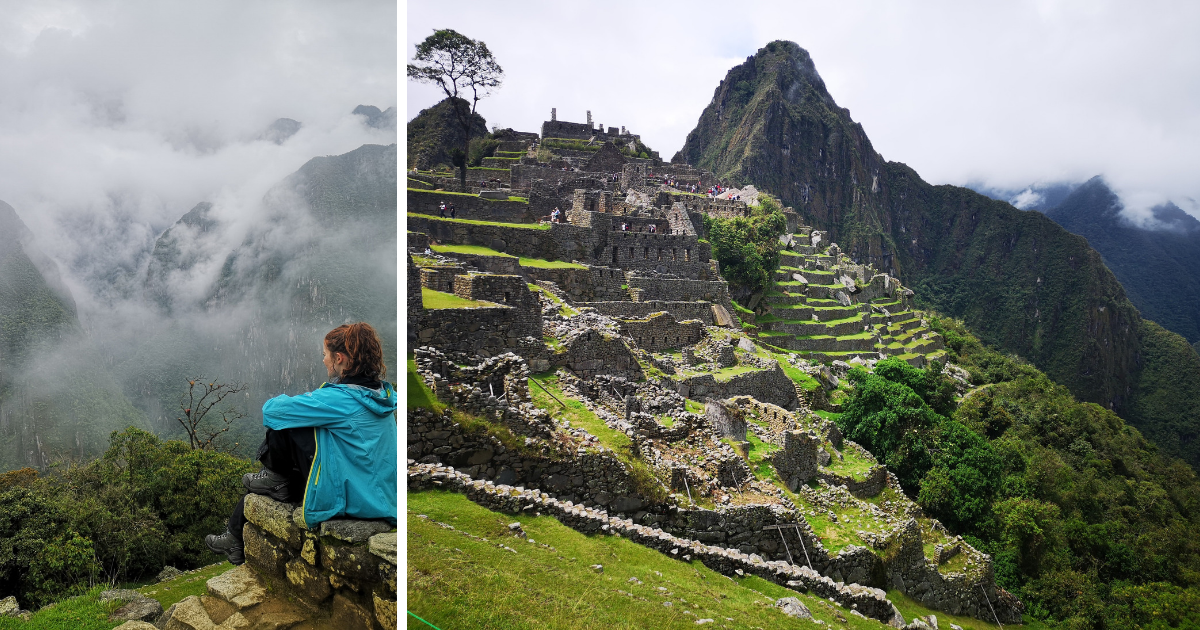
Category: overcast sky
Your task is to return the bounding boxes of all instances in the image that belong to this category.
[0,0,396,311]
[407,0,1200,219]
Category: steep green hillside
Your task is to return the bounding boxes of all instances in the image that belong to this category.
[0,201,76,379]
[1044,177,1200,344]
[846,320,1200,628]
[675,40,1200,468]
[406,96,487,171]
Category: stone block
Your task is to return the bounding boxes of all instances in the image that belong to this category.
[319,519,394,544]
[163,596,215,630]
[379,561,397,594]
[215,548,273,605]
[243,495,303,548]
[285,558,331,603]
[331,594,378,630]
[301,537,318,565]
[320,540,378,584]
[373,593,397,630]
[109,597,163,623]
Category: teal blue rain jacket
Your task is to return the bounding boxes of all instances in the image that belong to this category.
[262,381,398,529]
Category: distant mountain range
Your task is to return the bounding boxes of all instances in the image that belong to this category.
[675,40,1200,468]
[974,177,1200,345]
[0,138,397,470]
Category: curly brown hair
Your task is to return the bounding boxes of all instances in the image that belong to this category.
[324,322,387,381]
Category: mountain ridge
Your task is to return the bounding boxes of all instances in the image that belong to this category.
[676,39,1200,468]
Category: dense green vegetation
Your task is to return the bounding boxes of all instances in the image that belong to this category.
[1045,178,1200,344]
[0,428,252,608]
[406,96,488,172]
[840,318,1200,628]
[702,196,786,294]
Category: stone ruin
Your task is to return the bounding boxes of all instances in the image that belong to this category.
[406,109,1021,625]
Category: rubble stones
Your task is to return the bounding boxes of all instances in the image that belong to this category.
[776,597,812,619]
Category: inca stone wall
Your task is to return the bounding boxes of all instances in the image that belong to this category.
[241,494,396,630]
[580,300,718,325]
[407,189,533,224]
[674,365,799,410]
[619,312,705,351]
[523,265,628,302]
[407,463,908,626]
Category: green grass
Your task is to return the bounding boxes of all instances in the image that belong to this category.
[885,589,1030,629]
[408,490,891,630]
[822,446,877,482]
[528,374,631,455]
[520,258,586,270]
[408,354,444,412]
[429,244,583,270]
[430,243,515,258]
[407,188,527,202]
[407,213,550,230]
[684,399,704,414]
[0,562,235,630]
[137,562,234,611]
[813,410,843,422]
[744,433,781,483]
[422,287,499,309]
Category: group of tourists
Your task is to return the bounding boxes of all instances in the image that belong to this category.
[438,201,457,218]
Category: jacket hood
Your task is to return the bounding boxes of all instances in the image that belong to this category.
[329,381,397,418]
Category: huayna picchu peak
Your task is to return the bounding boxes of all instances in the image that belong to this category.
[674,40,1200,471]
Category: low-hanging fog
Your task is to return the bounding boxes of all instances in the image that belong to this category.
[0,1,397,470]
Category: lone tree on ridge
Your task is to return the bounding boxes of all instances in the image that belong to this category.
[407,29,504,191]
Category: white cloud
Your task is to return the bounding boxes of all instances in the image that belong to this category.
[0,0,397,311]
[408,0,1200,216]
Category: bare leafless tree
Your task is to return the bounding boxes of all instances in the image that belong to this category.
[176,376,248,450]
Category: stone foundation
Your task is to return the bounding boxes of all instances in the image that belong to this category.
[241,494,396,630]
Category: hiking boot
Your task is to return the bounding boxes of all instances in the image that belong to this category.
[243,468,292,502]
[205,529,244,565]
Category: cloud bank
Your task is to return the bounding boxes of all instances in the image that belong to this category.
[0,0,397,317]
[408,0,1200,218]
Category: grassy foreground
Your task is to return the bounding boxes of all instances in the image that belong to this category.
[0,562,232,630]
[407,489,889,630]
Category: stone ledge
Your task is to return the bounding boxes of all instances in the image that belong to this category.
[408,462,906,626]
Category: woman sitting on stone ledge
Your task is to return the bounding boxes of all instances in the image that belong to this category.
[205,322,398,565]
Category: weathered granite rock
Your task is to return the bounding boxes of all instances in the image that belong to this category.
[244,495,303,547]
[369,532,397,565]
[373,592,398,629]
[163,596,214,630]
[100,589,144,604]
[156,566,184,582]
[285,558,332,603]
[319,519,394,544]
[206,565,266,610]
[319,541,377,584]
[110,597,164,623]
[243,523,292,579]
[776,597,812,619]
